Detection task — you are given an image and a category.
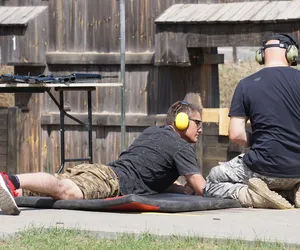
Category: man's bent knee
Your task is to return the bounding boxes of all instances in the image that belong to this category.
[206,165,225,183]
[53,179,83,200]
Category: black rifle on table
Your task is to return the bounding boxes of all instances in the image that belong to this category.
[0,73,118,84]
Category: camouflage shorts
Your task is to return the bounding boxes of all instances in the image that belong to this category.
[204,154,300,199]
[24,163,120,199]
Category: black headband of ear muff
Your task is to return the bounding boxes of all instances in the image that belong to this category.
[263,34,299,49]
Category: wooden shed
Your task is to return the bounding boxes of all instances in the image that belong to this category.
[0,5,48,65]
[0,0,299,177]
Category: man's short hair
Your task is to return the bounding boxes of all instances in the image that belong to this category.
[166,101,201,125]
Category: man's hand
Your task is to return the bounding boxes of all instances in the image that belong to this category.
[164,181,185,193]
[184,182,195,195]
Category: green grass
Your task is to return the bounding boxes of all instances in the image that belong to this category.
[0,227,299,250]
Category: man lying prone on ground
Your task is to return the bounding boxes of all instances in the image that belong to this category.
[0,100,206,215]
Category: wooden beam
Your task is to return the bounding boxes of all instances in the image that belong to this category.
[219,108,230,136]
[202,108,230,136]
[41,108,231,135]
[155,53,224,66]
[202,108,219,123]
[46,52,154,65]
[185,22,300,47]
[189,53,224,65]
[7,62,46,66]
[41,113,167,127]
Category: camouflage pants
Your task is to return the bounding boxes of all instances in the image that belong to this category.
[204,154,300,201]
[24,163,120,199]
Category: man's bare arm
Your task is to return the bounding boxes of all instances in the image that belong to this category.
[185,174,206,196]
[229,116,251,147]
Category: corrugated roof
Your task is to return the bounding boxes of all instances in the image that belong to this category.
[155,1,300,23]
[0,6,47,26]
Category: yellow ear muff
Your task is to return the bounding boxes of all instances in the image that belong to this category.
[175,112,189,130]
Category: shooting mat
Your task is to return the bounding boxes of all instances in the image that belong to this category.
[15,193,241,212]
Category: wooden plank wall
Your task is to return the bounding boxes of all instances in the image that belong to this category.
[46,0,230,53]
[41,64,210,112]
[2,0,232,174]
[0,0,48,64]
[1,10,48,64]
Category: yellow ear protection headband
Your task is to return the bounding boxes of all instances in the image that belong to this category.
[174,101,190,130]
[255,34,299,66]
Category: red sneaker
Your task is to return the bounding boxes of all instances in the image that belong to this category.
[0,173,20,215]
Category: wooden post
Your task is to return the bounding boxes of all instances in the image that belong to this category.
[232,46,237,63]
[7,107,20,174]
[0,108,8,173]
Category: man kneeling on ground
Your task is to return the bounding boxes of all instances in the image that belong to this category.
[203,34,300,209]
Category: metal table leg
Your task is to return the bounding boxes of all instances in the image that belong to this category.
[59,91,65,173]
[87,90,93,163]
[46,88,95,173]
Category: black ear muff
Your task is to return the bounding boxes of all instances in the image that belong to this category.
[281,34,299,66]
[257,34,299,66]
[255,47,265,65]
[175,112,189,130]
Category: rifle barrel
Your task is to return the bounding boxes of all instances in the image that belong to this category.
[100,75,118,78]
[0,73,119,84]
[73,73,118,80]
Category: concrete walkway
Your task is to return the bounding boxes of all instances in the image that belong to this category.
[1,207,300,245]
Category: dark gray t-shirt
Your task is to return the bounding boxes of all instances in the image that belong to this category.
[109,126,200,195]
[229,67,300,177]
